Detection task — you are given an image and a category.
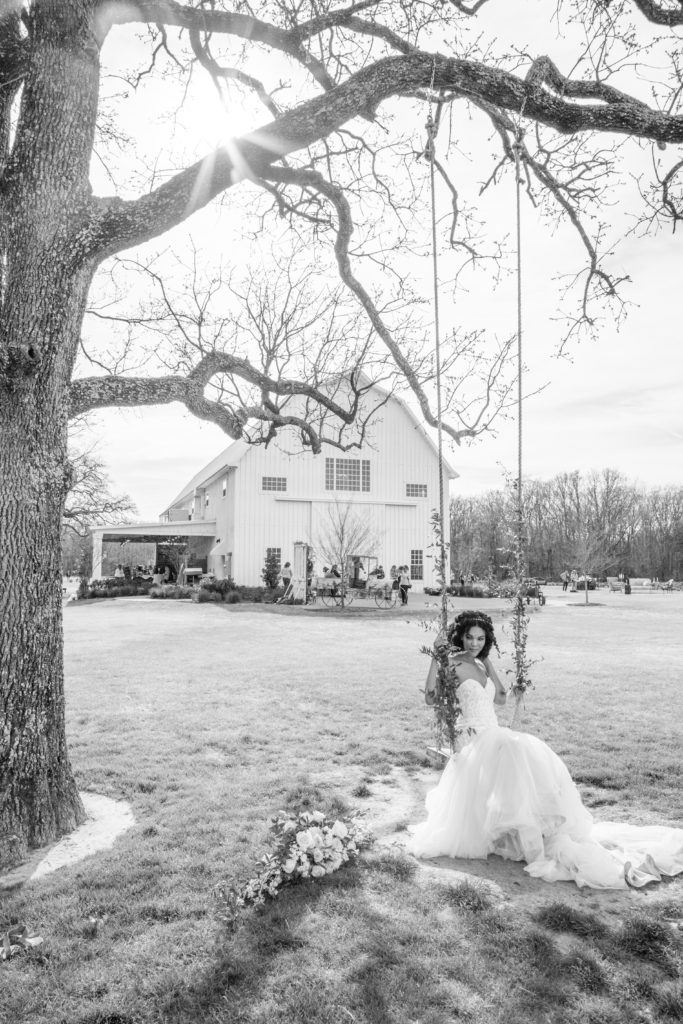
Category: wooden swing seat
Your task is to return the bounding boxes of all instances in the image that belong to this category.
[426,745,451,763]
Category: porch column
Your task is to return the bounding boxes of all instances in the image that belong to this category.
[91,530,103,582]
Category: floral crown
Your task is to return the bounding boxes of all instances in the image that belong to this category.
[452,610,494,632]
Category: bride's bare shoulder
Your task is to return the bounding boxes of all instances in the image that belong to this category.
[449,655,484,687]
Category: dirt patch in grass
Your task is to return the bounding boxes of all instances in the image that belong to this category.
[0,794,134,892]
[356,765,664,923]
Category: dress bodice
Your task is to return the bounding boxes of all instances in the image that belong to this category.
[457,677,498,732]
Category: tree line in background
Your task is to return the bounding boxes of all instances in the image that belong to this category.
[450,469,683,582]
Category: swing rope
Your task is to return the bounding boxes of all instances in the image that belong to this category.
[425,108,449,636]
[514,136,523,580]
[511,131,527,729]
[426,97,528,722]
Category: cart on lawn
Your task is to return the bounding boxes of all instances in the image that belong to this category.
[313,555,398,609]
[523,578,546,606]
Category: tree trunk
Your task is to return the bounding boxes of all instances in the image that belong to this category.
[0,399,86,868]
[0,249,94,868]
[0,1,100,868]
[0,252,94,868]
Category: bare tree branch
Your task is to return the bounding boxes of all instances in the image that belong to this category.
[95,0,348,91]
[64,445,137,530]
[630,0,683,26]
[469,96,630,341]
[262,162,516,443]
[445,0,497,13]
[81,48,683,263]
[69,338,380,453]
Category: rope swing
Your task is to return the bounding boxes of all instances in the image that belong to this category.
[424,98,531,739]
[510,130,530,730]
[425,104,449,637]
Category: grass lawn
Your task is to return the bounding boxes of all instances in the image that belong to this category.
[2,592,682,1024]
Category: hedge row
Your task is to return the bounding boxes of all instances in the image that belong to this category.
[80,578,288,604]
[85,578,154,599]
[424,584,491,598]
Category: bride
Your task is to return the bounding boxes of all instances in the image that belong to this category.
[409,610,683,889]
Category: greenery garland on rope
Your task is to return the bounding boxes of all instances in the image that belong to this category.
[503,473,535,729]
[421,509,458,750]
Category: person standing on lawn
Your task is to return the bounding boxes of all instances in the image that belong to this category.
[398,565,411,605]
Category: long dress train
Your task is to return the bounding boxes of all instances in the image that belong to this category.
[409,675,683,889]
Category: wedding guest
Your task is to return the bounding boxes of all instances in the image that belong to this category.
[398,564,411,606]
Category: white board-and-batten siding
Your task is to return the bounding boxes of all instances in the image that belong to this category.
[225,397,449,586]
[161,390,455,587]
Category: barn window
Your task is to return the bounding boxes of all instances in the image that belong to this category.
[262,476,287,492]
[266,547,282,570]
[406,484,427,498]
[324,458,370,492]
[410,549,424,580]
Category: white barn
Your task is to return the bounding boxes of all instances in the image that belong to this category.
[92,388,457,590]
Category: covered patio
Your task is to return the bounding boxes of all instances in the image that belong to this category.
[91,521,217,582]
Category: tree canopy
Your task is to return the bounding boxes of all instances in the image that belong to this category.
[3,0,682,449]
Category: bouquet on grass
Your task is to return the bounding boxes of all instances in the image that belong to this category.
[217,809,372,931]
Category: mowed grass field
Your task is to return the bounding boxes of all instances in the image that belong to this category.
[2,592,682,1024]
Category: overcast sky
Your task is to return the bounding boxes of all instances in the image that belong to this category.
[453,229,682,497]
[88,6,682,522]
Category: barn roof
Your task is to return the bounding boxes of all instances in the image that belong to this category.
[160,385,458,517]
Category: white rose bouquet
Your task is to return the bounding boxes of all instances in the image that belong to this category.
[217,809,372,931]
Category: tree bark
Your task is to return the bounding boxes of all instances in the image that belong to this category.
[0,243,95,865]
[0,401,86,867]
[0,253,95,867]
[0,0,99,868]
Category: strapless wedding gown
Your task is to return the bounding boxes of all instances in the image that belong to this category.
[410,676,683,889]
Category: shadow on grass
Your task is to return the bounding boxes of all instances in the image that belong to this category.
[54,849,683,1024]
[153,853,622,1024]
[157,869,360,1023]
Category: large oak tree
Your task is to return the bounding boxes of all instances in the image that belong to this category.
[1,0,682,867]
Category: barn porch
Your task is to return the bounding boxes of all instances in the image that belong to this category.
[90,521,217,582]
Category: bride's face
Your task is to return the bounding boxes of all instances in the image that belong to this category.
[463,626,486,656]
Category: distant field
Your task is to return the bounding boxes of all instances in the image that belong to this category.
[3,594,682,1024]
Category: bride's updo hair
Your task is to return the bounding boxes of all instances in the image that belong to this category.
[447,610,498,659]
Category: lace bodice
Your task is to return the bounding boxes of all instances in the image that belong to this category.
[457,677,498,732]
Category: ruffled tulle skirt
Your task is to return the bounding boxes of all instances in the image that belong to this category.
[409,726,683,889]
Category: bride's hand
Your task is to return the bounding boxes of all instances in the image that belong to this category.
[494,689,507,706]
